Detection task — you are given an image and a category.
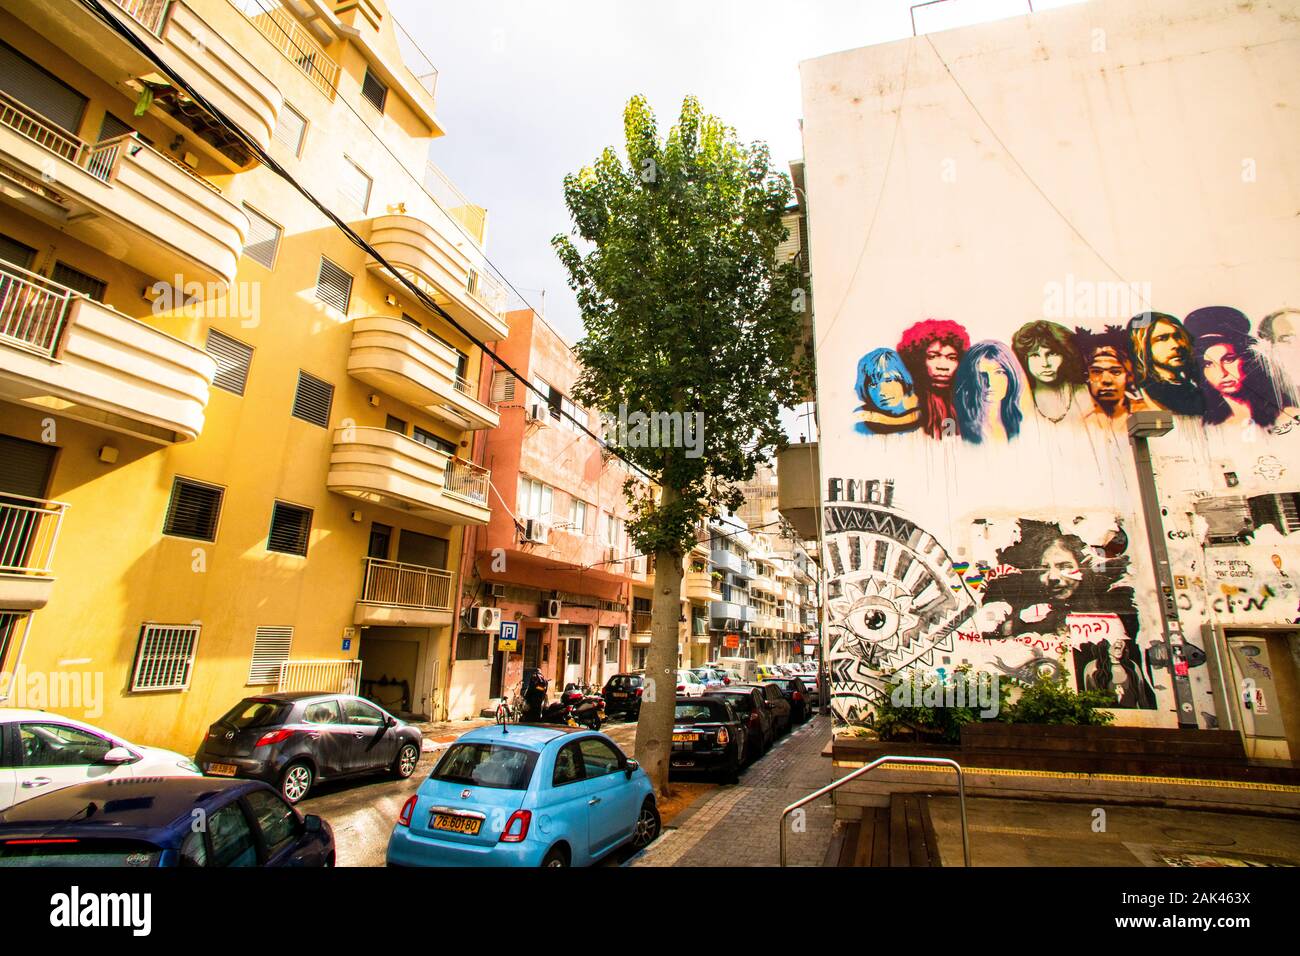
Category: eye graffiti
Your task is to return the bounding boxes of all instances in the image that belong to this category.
[857,306,1298,440]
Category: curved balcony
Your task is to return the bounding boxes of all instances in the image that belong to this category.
[711,549,754,581]
[8,0,282,168]
[0,263,215,443]
[348,316,497,431]
[327,426,491,526]
[367,214,509,344]
[685,570,722,603]
[0,104,248,285]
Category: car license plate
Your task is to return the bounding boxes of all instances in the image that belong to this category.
[673,732,700,742]
[207,763,237,777]
[612,692,627,698]
[674,759,696,767]
[431,813,482,836]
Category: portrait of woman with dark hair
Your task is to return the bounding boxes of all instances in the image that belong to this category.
[978,520,1137,643]
[896,319,970,439]
[1080,635,1156,709]
[953,340,1026,444]
[853,348,921,435]
[1012,320,1086,424]
[1184,306,1298,430]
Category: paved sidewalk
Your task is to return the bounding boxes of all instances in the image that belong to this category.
[630,714,835,867]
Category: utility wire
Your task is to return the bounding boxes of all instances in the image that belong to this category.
[77,0,658,482]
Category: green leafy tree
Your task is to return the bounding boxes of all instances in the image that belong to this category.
[553,95,810,793]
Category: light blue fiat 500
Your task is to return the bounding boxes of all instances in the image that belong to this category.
[385,724,659,867]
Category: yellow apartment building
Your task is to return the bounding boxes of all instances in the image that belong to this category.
[0,0,508,753]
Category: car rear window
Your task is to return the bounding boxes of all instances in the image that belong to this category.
[0,840,162,867]
[432,743,539,790]
[675,701,729,723]
[711,692,754,713]
[219,699,292,729]
[607,675,642,690]
[766,679,792,691]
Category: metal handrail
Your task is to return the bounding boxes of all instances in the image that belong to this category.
[779,755,970,867]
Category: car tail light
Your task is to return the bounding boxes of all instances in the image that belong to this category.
[792,691,804,702]
[717,727,730,745]
[635,687,643,697]
[676,685,685,692]
[397,795,417,828]
[4,838,78,845]
[723,677,731,685]
[255,729,293,747]
[500,810,532,843]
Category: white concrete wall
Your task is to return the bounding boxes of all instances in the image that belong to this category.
[800,0,1300,733]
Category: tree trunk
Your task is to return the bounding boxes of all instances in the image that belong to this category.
[634,538,686,795]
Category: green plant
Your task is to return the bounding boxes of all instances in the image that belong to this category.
[870,668,1004,744]
[1000,671,1116,726]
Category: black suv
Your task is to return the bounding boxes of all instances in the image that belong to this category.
[195,693,424,804]
[737,682,792,736]
[762,678,812,724]
[601,672,647,720]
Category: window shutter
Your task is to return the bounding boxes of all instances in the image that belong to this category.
[163,478,224,541]
[490,371,517,404]
[0,40,87,134]
[51,261,107,301]
[130,624,200,692]
[242,205,281,269]
[291,370,333,427]
[361,68,388,112]
[0,233,37,270]
[272,103,306,155]
[248,626,293,684]
[315,257,352,313]
[206,329,253,395]
[268,501,312,555]
[338,158,371,213]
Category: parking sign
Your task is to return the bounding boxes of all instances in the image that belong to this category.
[497,619,519,653]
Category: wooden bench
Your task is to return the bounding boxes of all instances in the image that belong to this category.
[825,794,940,866]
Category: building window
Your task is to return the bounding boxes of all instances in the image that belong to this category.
[568,497,588,534]
[163,477,224,541]
[273,102,307,156]
[130,623,200,692]
[413,426,456,456]
[242,205,282,269]
[455,633,490,660]
[339,157,372,213]
[267,501,312,556]
[605,639,619,663]
[518,477,553,520]
[315,257,352,313]
[632,646,648,669]
[360,67,388,113]
[248,626,293,684]
[0,233,37,270]
[602,513,623,551]
[385,414,407,435]
[206,329,254,395]
[291,370,334,427]
[51,261,106,301]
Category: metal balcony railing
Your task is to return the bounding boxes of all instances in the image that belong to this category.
[0,495,68,576]
[106,0,172,35]
[235,0,340,99]
[0,263,77,357]
[360,557,453,611]
[443,458,490,504]
[632,612,653,634]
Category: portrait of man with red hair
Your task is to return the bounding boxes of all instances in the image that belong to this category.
[896,319,971,439]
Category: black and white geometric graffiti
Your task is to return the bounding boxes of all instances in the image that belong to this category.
[823,503,978,723]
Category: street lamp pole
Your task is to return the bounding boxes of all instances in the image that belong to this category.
[1127,410,1199,729]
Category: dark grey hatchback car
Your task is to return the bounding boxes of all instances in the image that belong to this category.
[195,693,424,804]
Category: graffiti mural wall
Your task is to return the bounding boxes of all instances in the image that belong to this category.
[801,0,1300,734]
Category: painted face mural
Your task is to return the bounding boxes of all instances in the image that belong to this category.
[896,319,970,439]
[1011,320,1085,423]
[953,341,1025,444]
[854,348,921,435]
[1127,312,1204,417]
[1072,326,1146,427]
[1185,306,1293,430]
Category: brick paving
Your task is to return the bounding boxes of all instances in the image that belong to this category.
[630,714,836,867]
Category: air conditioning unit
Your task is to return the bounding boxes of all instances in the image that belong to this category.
[464,606,502,631]
[526,402,549,424]
[490,583,507,599]
[524,518,550,544]
[546,598,563,618]
[617,624,629,641]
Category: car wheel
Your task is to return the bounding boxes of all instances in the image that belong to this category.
[280,761,313,804]
[632,798,661,849]
[541,845,570,868]
[392,742,420,779]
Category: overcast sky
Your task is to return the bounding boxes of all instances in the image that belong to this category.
[390,0,1082,437]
